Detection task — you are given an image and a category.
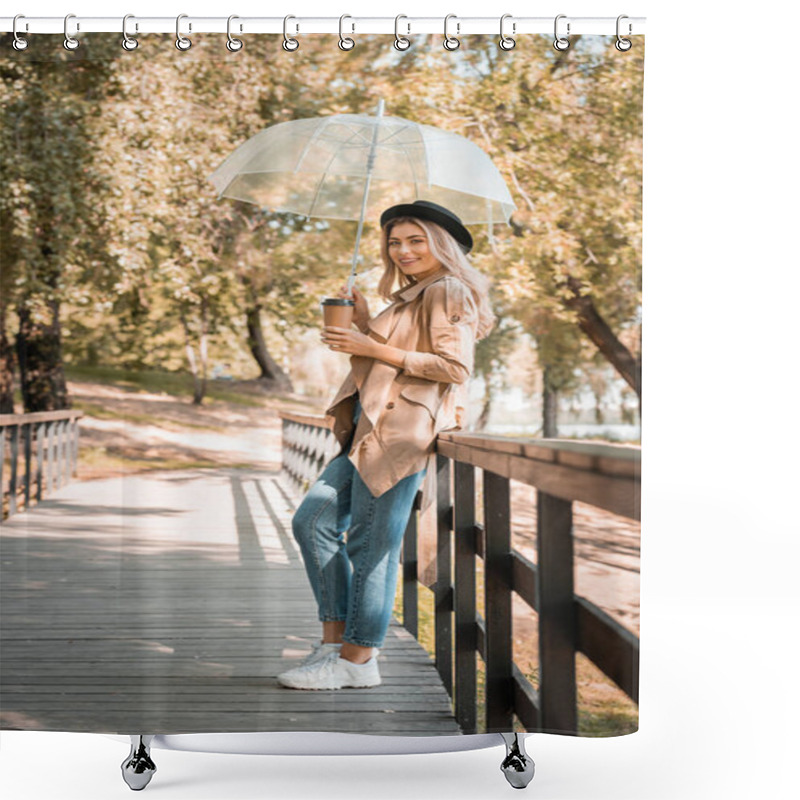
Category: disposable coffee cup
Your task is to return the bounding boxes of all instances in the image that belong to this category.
[321,297,355,330]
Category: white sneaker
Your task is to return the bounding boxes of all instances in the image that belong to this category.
[295,641,378,668]
[277,650,381,690]
[298,641,341,668]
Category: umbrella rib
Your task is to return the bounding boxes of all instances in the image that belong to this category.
[292,116,335,174]
[306,126,370,217]
[374,124,412,146]
[319,119,375,148]
[400,143,422,200]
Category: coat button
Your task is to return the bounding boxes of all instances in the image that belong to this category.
[450,314,461,323]
[386,402,395,409]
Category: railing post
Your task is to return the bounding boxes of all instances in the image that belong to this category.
[483,469,514,732]
[46,421,55,495]
[69,416,78,477]
[36,422,45,501]
[434,453,453,697]
[23,423,32,508]
[0,427,5,522]
[454,459,477,734]
[9,425,19,517]
[537,490,577,733]
[402,491,420,639]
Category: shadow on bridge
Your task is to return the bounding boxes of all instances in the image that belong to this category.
[0,467,461,736]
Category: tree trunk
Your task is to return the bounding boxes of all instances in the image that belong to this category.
[542,366,559,438]
[15,300,70,412]
[245,304,294,393]
[180,311,206,406]
[562,275,641,400]
[0,304,15,413]
[475,381,492,431]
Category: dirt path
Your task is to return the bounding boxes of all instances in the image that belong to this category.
[69,380,288,479]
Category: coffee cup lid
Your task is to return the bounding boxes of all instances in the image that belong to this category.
[321,297,355,306]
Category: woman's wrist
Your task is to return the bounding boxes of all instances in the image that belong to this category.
[367,341,407,369]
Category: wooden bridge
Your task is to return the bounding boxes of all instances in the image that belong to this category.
[2,407,640,738]
[0,462,461,735]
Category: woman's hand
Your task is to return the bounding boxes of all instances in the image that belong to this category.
[337,285,370,332]
[322,326,377,358]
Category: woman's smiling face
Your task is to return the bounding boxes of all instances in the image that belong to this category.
[387,222,442,281]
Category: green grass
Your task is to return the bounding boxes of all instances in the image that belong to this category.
[78,442,259,475]
[64,365,269,408]
[393,564,638,736]
[70,399,229,432]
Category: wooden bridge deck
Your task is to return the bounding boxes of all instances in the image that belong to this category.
[0,468,461,736]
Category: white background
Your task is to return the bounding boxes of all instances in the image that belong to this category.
[2,1,799,798]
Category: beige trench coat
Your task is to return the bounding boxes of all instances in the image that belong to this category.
[324,266,478,514]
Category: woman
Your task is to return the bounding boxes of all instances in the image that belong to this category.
[278,200,495,690]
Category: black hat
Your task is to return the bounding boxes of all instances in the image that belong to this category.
[380,200,473,254]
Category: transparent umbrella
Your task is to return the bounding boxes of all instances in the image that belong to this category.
[208,100,516,290]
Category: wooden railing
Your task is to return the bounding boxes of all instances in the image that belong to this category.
[0,410,83,523]
[278,411,640,735]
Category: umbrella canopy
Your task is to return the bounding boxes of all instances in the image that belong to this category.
[208,110,516,226]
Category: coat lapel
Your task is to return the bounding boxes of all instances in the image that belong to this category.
[366,267,450,343]
[366,304,400,343]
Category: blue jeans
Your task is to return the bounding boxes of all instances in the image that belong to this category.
[291,398,425,648]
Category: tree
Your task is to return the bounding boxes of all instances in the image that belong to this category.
[1,36,122,411]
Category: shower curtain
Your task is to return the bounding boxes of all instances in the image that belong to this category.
[0,24,643,782]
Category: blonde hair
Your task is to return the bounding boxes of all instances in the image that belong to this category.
[378,216,496,340]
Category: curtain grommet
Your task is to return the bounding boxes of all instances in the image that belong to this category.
[553,14,570,51]
[121,14,139,51]
[338,14,355,50]
[394,15,411,51]
[498,14,516,50]
[64,13,80,51]
[175,13,192,51]
[443,14,461,51]
[227,15,244,51]
[283,15,300,51]
[12,14,29,50]
[615,15,633,51]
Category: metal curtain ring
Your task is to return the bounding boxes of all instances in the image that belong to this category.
[553,14,570,51]
[121,14,139,51]
[394,15,411,50]
[12,14,29,51]
[227,15,244,51]
[443,14,460,51]
[64,13,80,50]
[339,14,355,50]
[283,15,299,51]
[175,13,192,50]
[615,15,632,51]
[499,13,516,50]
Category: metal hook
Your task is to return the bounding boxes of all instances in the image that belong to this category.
[339,14,355,51]
[553,14,570,51]
[64,13,80,51]
[443,13,460,51]
[499,14,516,50]
[12,14,29,51]
[121,14,139,51]
[175,13,192,51]
[615,15,632,51]
[394,15,411,51]
[283,15,299,51]
[227,15,244,51]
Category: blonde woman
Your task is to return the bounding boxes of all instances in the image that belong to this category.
[278,201,495,690]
